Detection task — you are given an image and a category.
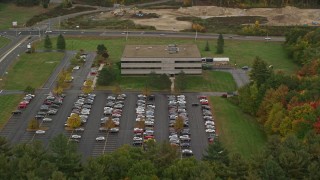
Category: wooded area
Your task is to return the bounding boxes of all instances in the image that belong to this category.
[233,28,320,139]
[1,132,319,179]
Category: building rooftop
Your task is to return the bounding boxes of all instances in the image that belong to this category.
[122,44,201,58]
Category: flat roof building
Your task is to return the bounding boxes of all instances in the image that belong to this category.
[121,44,202,75]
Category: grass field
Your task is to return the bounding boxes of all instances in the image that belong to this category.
[0,52,64,90]
[185,71,236,92]
[210,96,267,158]
[37,36,297,74]
[0,36,10,48]
[96,70,236,92]
[0,3,50,29]
[0,95,23,129]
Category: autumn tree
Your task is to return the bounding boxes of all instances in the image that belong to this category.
[192,23,206,32]
[82,79,93,94]
[136,119,145,129]
[28,118,40,129]
[104,117,116,131]
[113,83,122,95]
[216,34,224,54]
[67,114,81,129]
[174,116,184,134]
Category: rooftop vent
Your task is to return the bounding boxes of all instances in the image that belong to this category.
[168,44,179,54]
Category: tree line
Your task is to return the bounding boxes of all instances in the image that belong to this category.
[207,0,320,8]
[0,132,319,179]
[232,28,320,139]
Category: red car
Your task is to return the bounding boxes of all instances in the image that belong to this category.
[198,96,207,99]
[18,102,28,109]
[144,135,154,140]
[134,128,144,134]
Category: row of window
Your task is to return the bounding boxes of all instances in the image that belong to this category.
[121,61,200,63]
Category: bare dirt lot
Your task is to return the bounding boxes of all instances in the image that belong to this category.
[97,6,320,31]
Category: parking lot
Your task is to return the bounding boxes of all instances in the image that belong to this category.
[1,90,211,159]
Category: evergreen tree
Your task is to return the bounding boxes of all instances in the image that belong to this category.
[97,67,117,86]
[96,44,107,55]
[250,56,272,88]
[216,33,224,54]
[44,34,52,50]
[56,34,66,50]
[204,40,210,51]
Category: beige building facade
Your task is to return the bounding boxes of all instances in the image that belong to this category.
[121,44,202,75]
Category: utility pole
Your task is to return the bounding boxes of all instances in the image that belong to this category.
[126,26,128,41]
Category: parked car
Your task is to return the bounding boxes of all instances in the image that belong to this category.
[42,118,52,122]
[35,130,45,134]
[12,110,22,115]
[96,136,105,141]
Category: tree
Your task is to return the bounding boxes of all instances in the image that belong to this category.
[174,71,187,92]
[228,153,248,179]
[82,80,93,94]
[136,120,145,129]
[49,134,82,178]
[250,56,272,88]
[62,0,72,8]
[203,141,229,165]
[96,44,107,55]
[127,160,157,179]
[24,85,35,94]
[204,40,210,51]
[104,117,116,131]
[44,34,52,50]
[174,116,184,134]
[97,67,117,86]
[113,83,122,95]
[158,74,171,90]
[28,118,39,130]
[41,0,50,8]
[56,34,66,50]
[53,84,64,95]
[142,83,151,97]
[216,33,224,54]
[67,114,81,129]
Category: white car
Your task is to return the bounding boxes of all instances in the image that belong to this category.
[42,118,52,122]
[205,129,216,133]
[71,134,81,139]
[133,137,143,141]
[96,136,105,141]
[73,66,80,70]
[206,125,215,129]
[35,130,45,134]
[110,127,119,133]
[205,121,215,126]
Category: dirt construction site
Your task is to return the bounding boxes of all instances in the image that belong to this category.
[96,6,320,31]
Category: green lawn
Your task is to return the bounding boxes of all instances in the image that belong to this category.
[199,39,298,74]
[0,52,64,90]
[0,95,23,129]
[36,37,296,74]
[0,36,10,48]
[210,96,267,158]
[185,71,236,92]
[0,3,50,29]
